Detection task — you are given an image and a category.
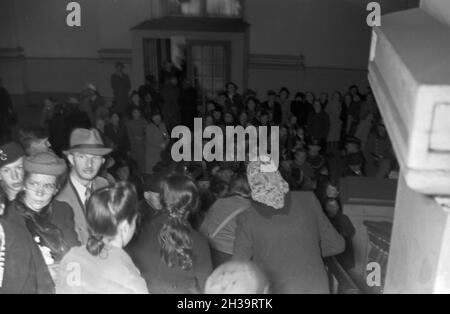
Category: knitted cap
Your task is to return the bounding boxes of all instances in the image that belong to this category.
[24,152,67,176]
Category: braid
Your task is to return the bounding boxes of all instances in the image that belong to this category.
[158,174,199,270]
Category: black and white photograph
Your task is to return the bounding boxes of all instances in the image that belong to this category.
[0,0,449,299]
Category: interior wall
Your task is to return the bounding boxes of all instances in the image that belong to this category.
[0,0,419,101]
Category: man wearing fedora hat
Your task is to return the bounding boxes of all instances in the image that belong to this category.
[55,128,112,244]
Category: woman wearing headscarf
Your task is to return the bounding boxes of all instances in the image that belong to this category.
[233,158,345,294]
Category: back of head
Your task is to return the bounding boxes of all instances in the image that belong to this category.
[205,261,269,294]
[86,181,138,256]
[159,173,199,270]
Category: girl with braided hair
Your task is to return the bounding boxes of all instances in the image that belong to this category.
[127,173,213,293]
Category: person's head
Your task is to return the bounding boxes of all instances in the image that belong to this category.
[22,152,67,212]
[169,75,178,86]
[320,92,329,103]
[206,101,216,113]
[366,92,375,104]
[279,125,289,141]
[294,92,304,102]
[0,142,25,200]
[305,92,315,104]
[217,92,227,105]
[151,111,162,125]
[326,181,340,199]
[346,153,364,174]
[115,62,125,73]
[113,161,130,181]
[353,93,362,103]
[18,127,52,156]
[289,115,298,126]
[86,182,139,256]
[142,173,165,211]
[279,87,290,101]
[224,112,234,125]
[308,139,322,156]
[130,91,140,105]
[131,106,143,120]
[343,92,353,106]
[345,137,361,153]
[332,91,342,103]
[376,122,387,137]
[267,90,276,102]
[245,97,258,111]
[228,175,251,198]
[204,115,214,127]
[295,126,305,138]
[294,148,307,165]
[65,129,111,183]
[205,261,269,294]
[226,82,237,94]
[44,97,54,108]
[144,92,153,103]
[212,109,222,122]
[349,84,360,96]
[260,111,270,125]
[313,100,322,113]
[210,176,229,199]
[246,158,289,210]
[239,111,248,125]
[110,112,120,126]
[159,173,199,270]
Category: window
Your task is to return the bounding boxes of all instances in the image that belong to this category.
[166,0,242,18]
[187,41,230,104]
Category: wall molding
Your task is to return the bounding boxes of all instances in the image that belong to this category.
[97,49,132,63]
[248,53,368,72]
[249,53,305,70]
[0,47,25,60]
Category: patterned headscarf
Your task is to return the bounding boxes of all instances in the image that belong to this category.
[246,159,289,210]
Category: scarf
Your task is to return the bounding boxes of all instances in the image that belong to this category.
[14,195,69,263]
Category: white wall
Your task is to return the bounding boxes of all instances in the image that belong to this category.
[0,0,419,99]
[421,0,450,27]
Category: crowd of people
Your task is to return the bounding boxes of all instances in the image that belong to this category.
[0,61,399,294]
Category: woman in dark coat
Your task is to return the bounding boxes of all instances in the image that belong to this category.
[180,79,198,130]
[233,159,345,294]
[306,101,330,142]
[104,112,131,162]
[0,152,79,294]
[127,173,213,294]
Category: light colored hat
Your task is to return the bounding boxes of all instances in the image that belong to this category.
[64,128,112,156]
[86,83,97,91]
[24,152,67,176]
